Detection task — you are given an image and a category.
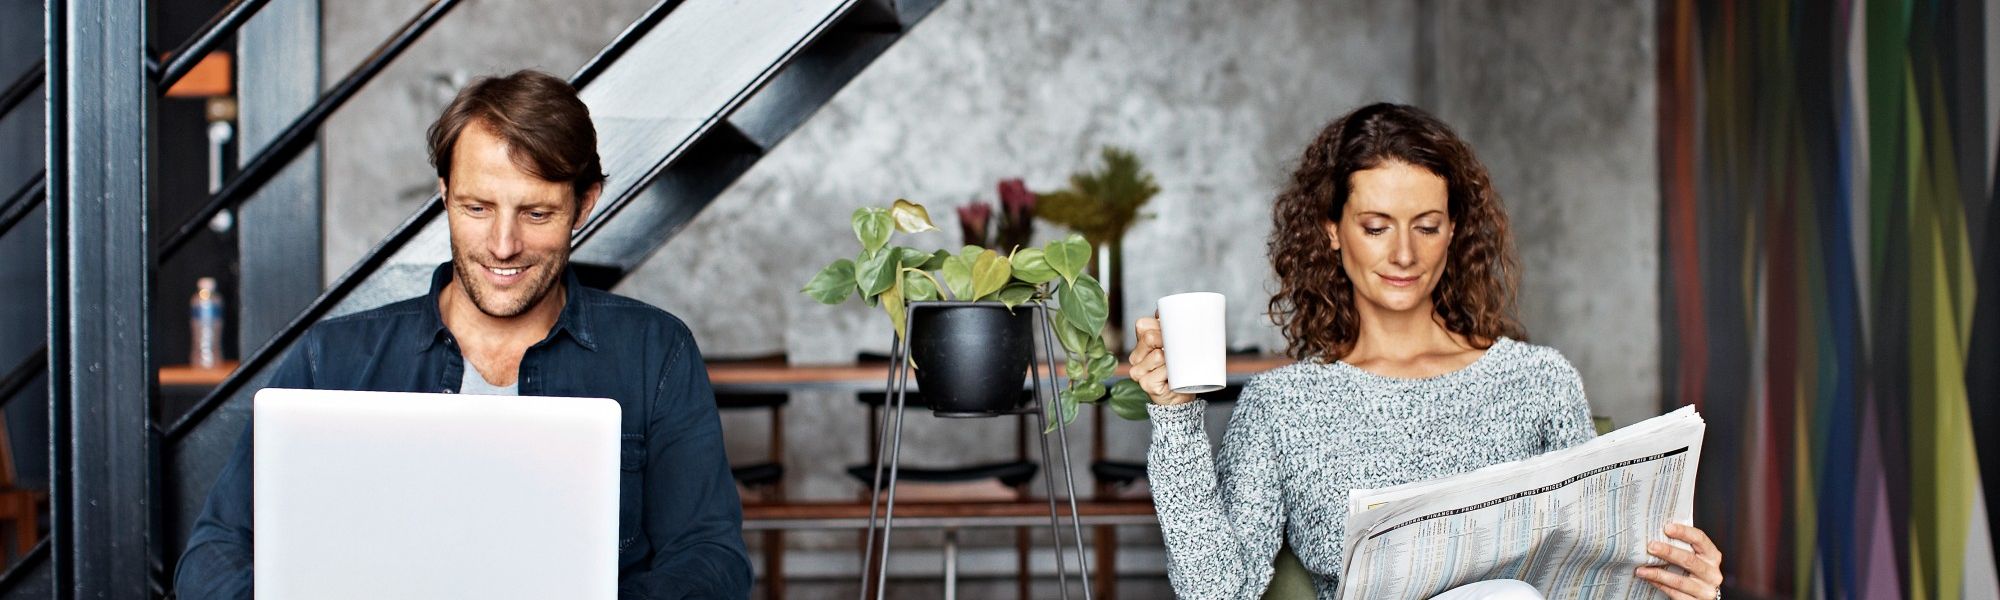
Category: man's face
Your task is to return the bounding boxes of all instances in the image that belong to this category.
[440,122,599,319]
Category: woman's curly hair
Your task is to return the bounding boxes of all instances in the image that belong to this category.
[1267,103,1524,362]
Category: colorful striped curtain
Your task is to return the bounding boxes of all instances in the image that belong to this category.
[1659,0,1997,598]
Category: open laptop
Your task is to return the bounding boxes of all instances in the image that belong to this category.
[253,388,621,599]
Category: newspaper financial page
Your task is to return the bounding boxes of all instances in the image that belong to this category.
[1339,406,1706,600]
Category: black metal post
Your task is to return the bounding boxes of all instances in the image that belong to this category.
[1035,304,1093,599]
[859,302,1091,599]
[48,0,153,597]
[869,322,913,600]
[1043,310,1093,598]
[857,333,899,600]
[1028,306,1073,600]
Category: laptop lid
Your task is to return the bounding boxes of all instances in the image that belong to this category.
[253,388,620,599]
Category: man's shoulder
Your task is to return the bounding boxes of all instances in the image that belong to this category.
[572,286,694,340]
[302,296,434,342]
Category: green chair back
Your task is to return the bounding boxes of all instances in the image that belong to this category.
[1263,543,1316,600]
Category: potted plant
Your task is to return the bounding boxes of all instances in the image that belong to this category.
[1034,146,1161,355]
[803,200,1150,427]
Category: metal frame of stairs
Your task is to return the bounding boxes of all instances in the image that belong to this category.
[0,0,944,595]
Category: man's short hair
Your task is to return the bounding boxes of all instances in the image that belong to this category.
[426,70,607,201]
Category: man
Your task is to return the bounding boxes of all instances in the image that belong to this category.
[175,70,751,599]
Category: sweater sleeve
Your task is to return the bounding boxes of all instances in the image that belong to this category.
[1540,355,1597,451]
[1146,394,1287,600]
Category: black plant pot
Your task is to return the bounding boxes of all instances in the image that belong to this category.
[906,303,1035,418]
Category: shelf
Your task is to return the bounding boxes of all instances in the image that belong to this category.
[705,355,1289,393]
[158,361,238,387]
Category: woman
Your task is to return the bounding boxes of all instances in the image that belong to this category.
[1129,103,1724,600]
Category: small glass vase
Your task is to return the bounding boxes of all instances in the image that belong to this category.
[1093,239,1126,356]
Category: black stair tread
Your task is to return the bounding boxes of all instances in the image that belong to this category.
[731,462,784,487]
[715,392,789,410]
[845,461,1038,488]
[1091,460,1147,485]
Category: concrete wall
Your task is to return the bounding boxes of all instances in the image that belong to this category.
[316,0,1658,584]
[319,0,660,279]
[1426,0,1661,428]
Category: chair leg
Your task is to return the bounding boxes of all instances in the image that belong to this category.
[1016,525,1031,600]
[9,498,30,560]
[1095,524,1117,600]
[860,530,884,599]
[943,528,959,600]
[764,529,784,600]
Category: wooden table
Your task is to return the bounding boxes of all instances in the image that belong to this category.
[157,356,1295,391]
[158,361,238,387]
[705,355,1291,394]
[741,499,1158,531]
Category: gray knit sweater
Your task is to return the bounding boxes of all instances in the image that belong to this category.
[1146,337,1597,599]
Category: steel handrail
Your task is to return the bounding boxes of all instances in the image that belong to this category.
[156,0,463,260]
[153,0,278,93]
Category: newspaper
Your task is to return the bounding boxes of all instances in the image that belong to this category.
[1338,406,1706,600]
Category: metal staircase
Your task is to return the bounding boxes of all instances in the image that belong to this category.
[0,0,942,595]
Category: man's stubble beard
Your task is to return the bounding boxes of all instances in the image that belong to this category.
[451,244,569,319]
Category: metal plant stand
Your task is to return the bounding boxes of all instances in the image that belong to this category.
[859,301,1094,600]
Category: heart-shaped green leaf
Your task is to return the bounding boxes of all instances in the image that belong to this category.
[969,249,1011,301]
[1069,380,1107,405]
[895,246,933,269]
[1088,351,1117,382]
[1009,248,1058,284]
[890,199,938,233]
[856,248,899,297]
[1057,273,1109,336]
[940,254,974,301]
[1053,315,1094,355]
[1049,389,1084,431]
[920,249,951,271]
[881,284,906,342]
[802,258,856,305]
[997,283,1037,310]
[853,207,893,253]
[1108,379,1150,421]
[901,268,940,302]
[1043,234,1092,284]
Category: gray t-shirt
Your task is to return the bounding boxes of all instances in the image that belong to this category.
[458,358,519,396]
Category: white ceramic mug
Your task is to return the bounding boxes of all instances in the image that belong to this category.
[1157,292,1227,394]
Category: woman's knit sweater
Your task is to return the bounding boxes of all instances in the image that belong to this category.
[1146,338,1597,599]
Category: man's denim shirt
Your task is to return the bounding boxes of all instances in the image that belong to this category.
[175,264,751,599]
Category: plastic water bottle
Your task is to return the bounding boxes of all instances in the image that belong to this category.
[191,277,224,369]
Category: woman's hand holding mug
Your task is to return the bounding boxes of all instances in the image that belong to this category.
[1129,315,1196,406]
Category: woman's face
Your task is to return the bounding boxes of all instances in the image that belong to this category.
[1323,161,1454,316]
